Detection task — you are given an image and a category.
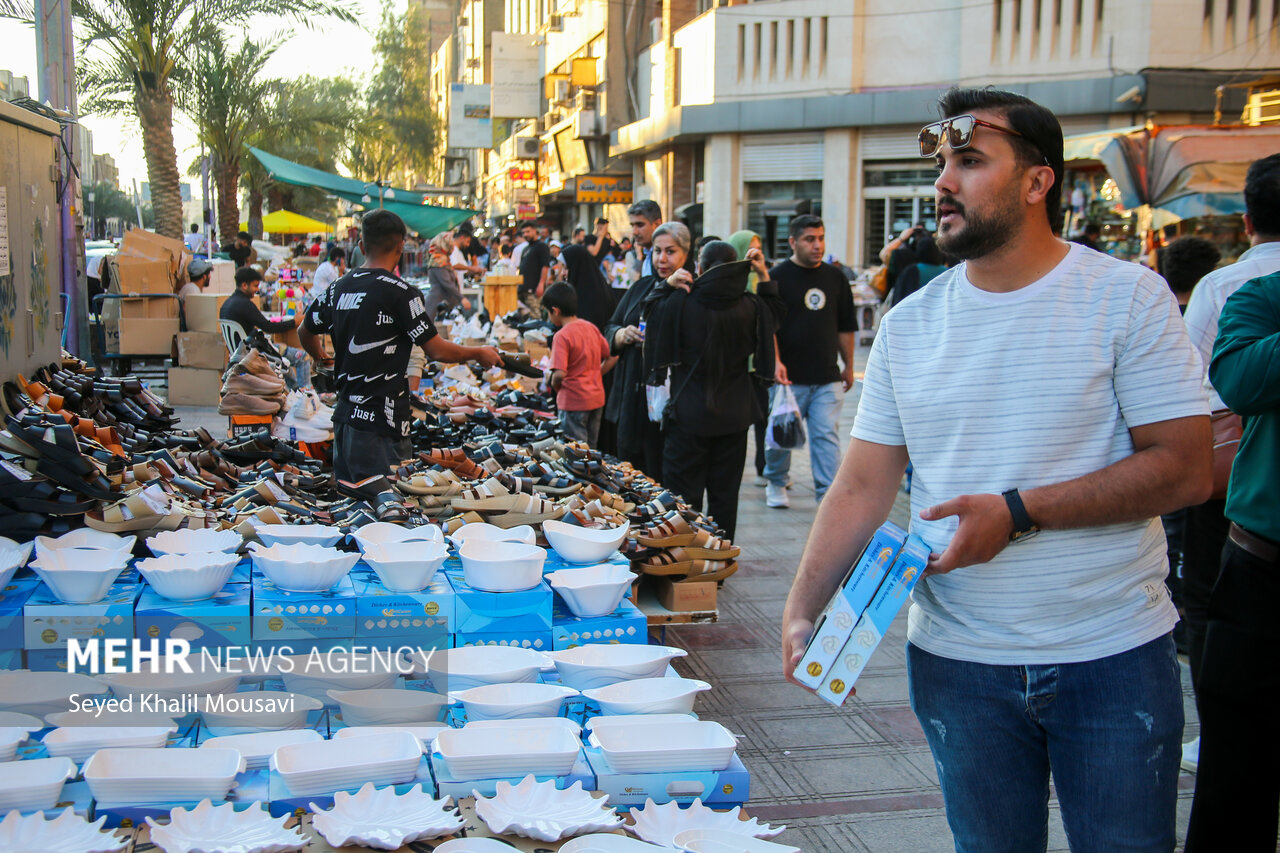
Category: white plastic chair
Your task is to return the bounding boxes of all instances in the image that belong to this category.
[218,319,247,354]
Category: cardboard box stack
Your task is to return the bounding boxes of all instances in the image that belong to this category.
[168,331,228,407]
[105,228,187,355]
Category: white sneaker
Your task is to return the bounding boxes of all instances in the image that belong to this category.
[1181,737,1199,773]
[753,475,767,487]
[765,483,790,508]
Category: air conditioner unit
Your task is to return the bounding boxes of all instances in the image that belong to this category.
[544,110,560,130]
[553,78,571,104]
[574,110,598,139]
[514,136,540,160]
[575,90,597,112]
[548,13,564,31]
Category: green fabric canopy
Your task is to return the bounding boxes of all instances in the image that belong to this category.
[248,147,477,236]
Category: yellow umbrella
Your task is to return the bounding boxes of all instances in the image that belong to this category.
[239,210,334,235]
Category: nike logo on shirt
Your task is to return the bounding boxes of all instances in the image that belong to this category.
[348,336,397,354]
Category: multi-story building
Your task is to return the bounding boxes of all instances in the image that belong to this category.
[0,69,30,101]
[613,0,1280,266]
[91,153,119,189]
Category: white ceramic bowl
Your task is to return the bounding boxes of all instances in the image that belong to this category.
[200,729,323,771]
[199,690,324,736]
[543,520,629,565]
[147,527,242,557]
[253,523,344,548]
[30,551,130,604]
[447,522,536,549]
[272,731,422,797]
[0,671,109,717]
[274,652,408,703]
[448,683,579,721]
[0,537,33,588]
[413,646,551,692]
[548,644,689,690]
[135,552,238,601]
[582,677,712,716]
[34,530,135,562]
[250,542,358,592]
[458,539,546,592]
[327,687,448,726]
[547,564,635,617]
[96,668,241,703]
[83,747,244,805]
[0,756,77,812]
[434,724,580,778]
[361,541,449,592]
[41,724,177,764]
[351,522,444,553]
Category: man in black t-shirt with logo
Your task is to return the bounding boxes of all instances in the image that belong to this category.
[299,210,502,503]
[517,220,551,307]
[764,214,857,509]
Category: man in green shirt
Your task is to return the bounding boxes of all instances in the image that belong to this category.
[1187,267,1280,850]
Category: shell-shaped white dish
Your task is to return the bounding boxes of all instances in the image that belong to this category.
[547,564,635,617]
[136,552,239,601]
[549,644,689,690]
[199,690,323,736]
[626,800,786,848]
[253,523,344,548]
[0,536,34,577]
[448,683,579,721]
[0,670,108,717]
[474,776,622,842]
[83,748,244,805]
[447,522,536,549]
[309,782,464,849]
[674,828,802,853]
[560,834,668,852]
[146,799,306,853]
[35,530,135,561]
[272,731,422,797]
[361,541,449,592]
[0,808,126,853]
[30,554,130,604]
[200,729,323,771]
[433,839,520,852]
[42,724,176,764]
[147,528,243,557]
[351,522,444,553]
[543,520,629,565]
[327,687,448,726]
[249,542,357,592]
[96,668,241,703]
[274,651,407,702]
[434,723,580,779]
[0,756,77,812]
[458,539,545,592]
[413,646,551,692]
[583,677,712,716]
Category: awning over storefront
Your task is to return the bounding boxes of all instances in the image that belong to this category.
[248,148,478,236]
[239,210,333,235]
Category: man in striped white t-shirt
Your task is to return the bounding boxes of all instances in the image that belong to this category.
[783,88,1212,852]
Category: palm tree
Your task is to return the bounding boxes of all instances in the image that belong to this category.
[1,0,354,240]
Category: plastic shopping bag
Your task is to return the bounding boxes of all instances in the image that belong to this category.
[765,385,807,450]
[646,378,671,423]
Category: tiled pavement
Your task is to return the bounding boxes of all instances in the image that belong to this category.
[661,339,1202,853]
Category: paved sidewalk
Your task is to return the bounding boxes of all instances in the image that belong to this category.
[664,338,1201,852]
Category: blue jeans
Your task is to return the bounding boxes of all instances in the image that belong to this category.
[763,382,842,500]
[284,346,311,390]
[559,408,602,447]
[908,635,1183,853]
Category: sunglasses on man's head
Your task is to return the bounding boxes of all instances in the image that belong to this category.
[918,114,1049,165]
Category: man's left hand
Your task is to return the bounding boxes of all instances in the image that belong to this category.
[475,346,503,369]
[919,493,1014,576]
[841,364,855,393]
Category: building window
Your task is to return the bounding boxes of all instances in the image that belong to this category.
[769,20,778,79]
[802,18,811,77]
[819,16,828,75]
[746,180,823,259]
[753,22,762,79]
[738,23,746,80]
[992,0,1003,61]
[786,19,795,78]
[1092,0,1105,53]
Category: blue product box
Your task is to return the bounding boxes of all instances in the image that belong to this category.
[266,757,435,817]
[0,577,40,648]
[794,521,907,690]
[817,534,930,706]
[445,569,553,635]
[134,583,252,648]
[584,749,750,809]
[349,566,454,638]
[229,556,252,584]
[0,648,22,669]
[453,630,553,651]
[551,598,646,650]
[251,572,356,641]
[23,577,144,650]
[429,749,593,800]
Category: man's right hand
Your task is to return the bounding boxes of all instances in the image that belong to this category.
[782,616,816,688]
[775,361,791,385]
[474,346,504,369]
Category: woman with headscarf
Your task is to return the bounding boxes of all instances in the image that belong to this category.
[424,232,464,318]
[561,241,615,332]
[728,229,774,485]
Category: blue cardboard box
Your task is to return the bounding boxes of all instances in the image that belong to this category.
[551,598,646,650]
[0,648,22,669]
[445,569,552,635]
[134,583,252,648]
[584,749,750,809]
[453,630,553,651]
[794,521,907,689]
[251,572,356,641]
[0,576,40,648]
[348,566,454,638]
[429,749,593,799]
[23,576,143,650]
[817,533,930,706]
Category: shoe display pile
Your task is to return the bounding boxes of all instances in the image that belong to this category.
[217,345,288,416]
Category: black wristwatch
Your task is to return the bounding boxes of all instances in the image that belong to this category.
[1003,488,1040,543]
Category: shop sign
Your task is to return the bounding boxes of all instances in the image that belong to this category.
[513,188,537,204]
[576,175,634,205]
[508,167,535,182]
[539,138,565,195]
[516,203,539,219]
[447,83,492,149]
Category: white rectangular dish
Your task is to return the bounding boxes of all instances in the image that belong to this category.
[42,724,176,764]
[589,720,737,773]
[434,723,580,778]
[272,730,421,796]
[83,747,244,805]
[0,756,76,812]
[200,729,323,771]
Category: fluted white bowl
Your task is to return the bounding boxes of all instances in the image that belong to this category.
[35,531,135,562]
[136,552,238,601]
[250,542,358,592]
[447,522,536,549]
[458,539,545,592]
[361,541,449,592]
[0,537,33,587]
[253,523,343,548]
[147,528,242,557]
[448,683,579,722]
[29,551,130,604]
[543,520,629,565]
[547,564,635,617]
[351,522,443,553]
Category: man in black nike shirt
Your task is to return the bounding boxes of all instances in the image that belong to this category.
[299,210,502,490]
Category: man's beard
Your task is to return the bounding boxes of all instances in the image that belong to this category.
[935,195,1020,260]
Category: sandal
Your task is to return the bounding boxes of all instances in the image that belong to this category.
[484,493,567,529]
[633,513,698,547]
[396,469,464,496]
[669,529,740,560]
[640,552,739,581]
[83,485,173,533]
